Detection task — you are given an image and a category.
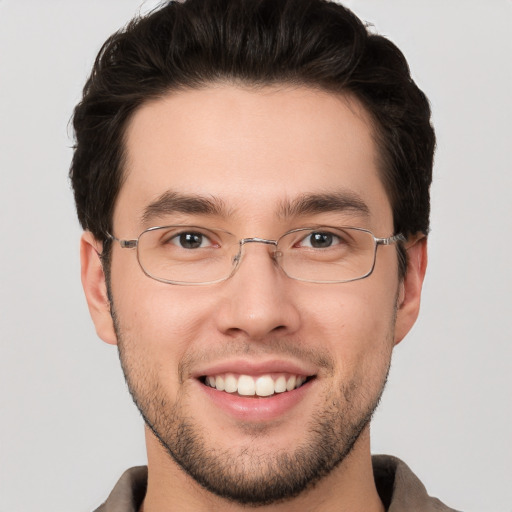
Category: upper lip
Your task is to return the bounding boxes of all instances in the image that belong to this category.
[190,358,318,379]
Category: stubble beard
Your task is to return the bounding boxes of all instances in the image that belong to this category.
[113,311,392,507]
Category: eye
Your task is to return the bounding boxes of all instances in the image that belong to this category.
[170,231,212,249]
[299,231,341,249]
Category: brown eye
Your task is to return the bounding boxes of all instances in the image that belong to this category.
[166,232,210,249]
[309,232,334,248]
[299,231,341,249]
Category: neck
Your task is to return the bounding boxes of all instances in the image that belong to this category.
[140,426,384,512]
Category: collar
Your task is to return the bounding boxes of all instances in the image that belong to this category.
[95,455,459,511]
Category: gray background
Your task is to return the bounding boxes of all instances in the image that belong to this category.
[0,1,510,510]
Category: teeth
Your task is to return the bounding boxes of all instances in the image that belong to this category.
[238,375,256,396]
[255,375,274,396]
[215,375,225,391]
[204,373,309,397]
[274,375,287,393]
[224,373,237,393]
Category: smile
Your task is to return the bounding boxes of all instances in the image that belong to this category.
[202,373,312,397]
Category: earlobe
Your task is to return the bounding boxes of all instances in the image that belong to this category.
[394,235,428,345]
[80,231,118,345]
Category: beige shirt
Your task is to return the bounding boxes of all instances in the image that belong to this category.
[94,455,460,511]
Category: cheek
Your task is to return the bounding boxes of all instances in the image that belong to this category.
[110,259,218,380]
[116,287,210,344]
[301,283,397,371]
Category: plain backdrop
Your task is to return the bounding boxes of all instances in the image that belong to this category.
[0,1,510,511]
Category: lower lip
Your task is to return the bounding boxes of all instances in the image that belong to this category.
[197,379,314,422]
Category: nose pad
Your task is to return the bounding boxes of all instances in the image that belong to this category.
[229,250,243,279]
[273,250,283,262]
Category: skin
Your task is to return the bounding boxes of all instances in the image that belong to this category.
[81,85,427,511]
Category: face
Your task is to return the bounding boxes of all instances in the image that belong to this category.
[82,85,425,506]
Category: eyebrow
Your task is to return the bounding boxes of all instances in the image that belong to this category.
[141,191,232,224]
[140,189,370,225]
[277,191,370,219]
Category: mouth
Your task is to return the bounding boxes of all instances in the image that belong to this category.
[199,373,315,398]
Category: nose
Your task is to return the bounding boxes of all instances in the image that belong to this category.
[214,241,301,341]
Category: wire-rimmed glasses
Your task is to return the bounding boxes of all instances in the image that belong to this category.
[108,225,405,285]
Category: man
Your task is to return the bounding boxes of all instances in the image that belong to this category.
[70,0,457,510]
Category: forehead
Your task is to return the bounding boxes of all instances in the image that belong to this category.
[115,85,392,232]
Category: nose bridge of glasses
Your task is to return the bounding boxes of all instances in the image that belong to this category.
[239,237,278,247]
[232,237,279,265]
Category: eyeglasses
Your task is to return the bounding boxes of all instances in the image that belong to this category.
[108,225,405,285]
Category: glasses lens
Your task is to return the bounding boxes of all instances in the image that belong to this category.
[137,226,237,284]
[277,227,376,283]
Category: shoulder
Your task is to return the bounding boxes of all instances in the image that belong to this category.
[93,466,148,512]
[372,455,462,512]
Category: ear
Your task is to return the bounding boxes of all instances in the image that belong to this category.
[394,235,428,345]
[80,231,118,345]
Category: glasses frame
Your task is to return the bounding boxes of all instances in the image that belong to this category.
[107,226,405,286]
